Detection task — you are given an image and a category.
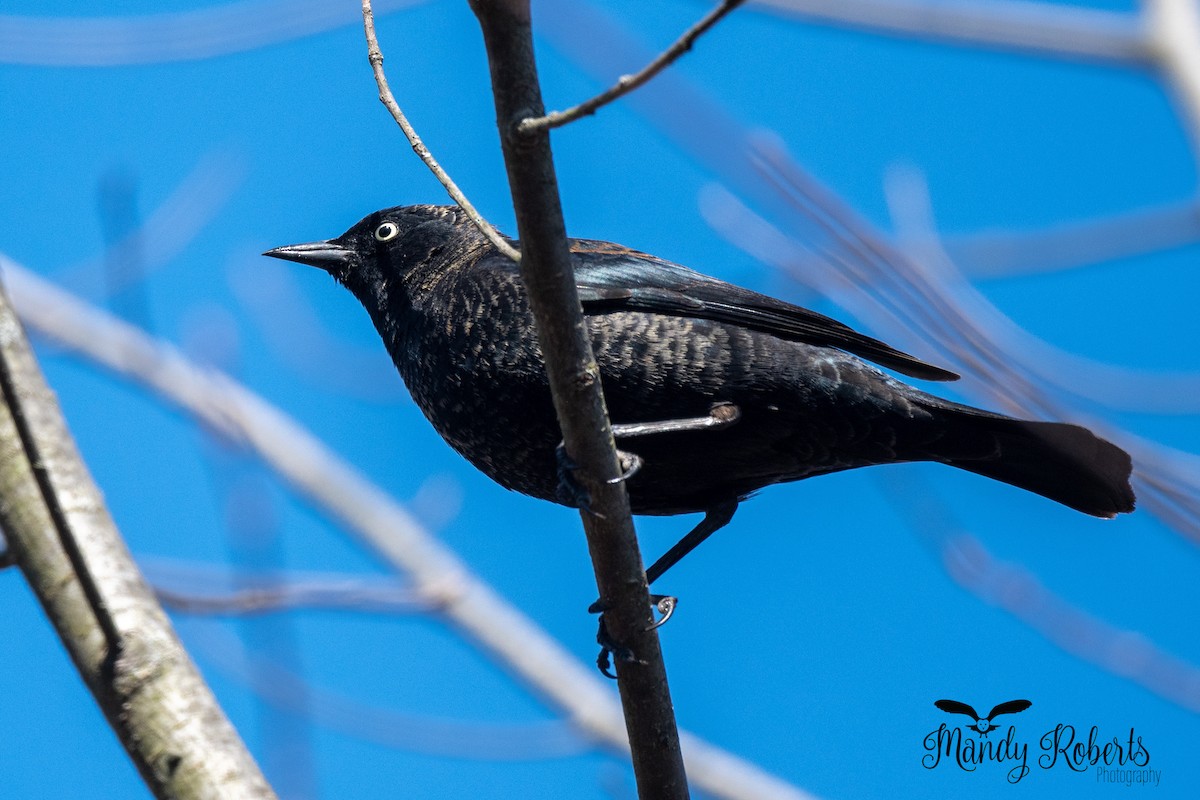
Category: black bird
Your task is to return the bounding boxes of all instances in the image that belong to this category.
[935,699,1033,736]
[265,204,1135,591]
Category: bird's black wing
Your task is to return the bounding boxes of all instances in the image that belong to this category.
[572,243,959,382]
[985,699,1032,721]
[934,699,980,721]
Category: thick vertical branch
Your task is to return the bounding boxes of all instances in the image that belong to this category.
[466,1,689,798]
[0,279,276,800]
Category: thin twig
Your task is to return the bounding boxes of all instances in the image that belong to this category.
[519,0,746,134]
[361,0,521,262]
[2,256,820,800]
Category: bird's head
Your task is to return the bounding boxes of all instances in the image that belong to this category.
[263,204,487,302]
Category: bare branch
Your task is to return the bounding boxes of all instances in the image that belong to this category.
[941,198,1200,281]
[753,0,1149,64]
[881,166,1200,415]
[58,149,243,298]
[881,471,1200,714]
[230,259,406,401]
[698,173,1200,539]
[518,0,746,134]
[1,255,820,800]
[361,0,521,262]
[0,0,430,66]
[1144,0,1200,160]
[181,621,591,760]
[0,277,275,799]
[468,1,689,796]
[154,577,438,616]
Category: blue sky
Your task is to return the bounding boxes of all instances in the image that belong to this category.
[1,1,1196,798]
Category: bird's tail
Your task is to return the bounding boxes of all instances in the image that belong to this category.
[925,403,1135,518]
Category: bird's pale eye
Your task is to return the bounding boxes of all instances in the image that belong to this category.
[374,222,400,242]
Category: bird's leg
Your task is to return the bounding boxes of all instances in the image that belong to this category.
[609,401,741,439]
[591,501,738,678]
[645,500,738,585]
[556,402,740,513]
[568,402,741,676]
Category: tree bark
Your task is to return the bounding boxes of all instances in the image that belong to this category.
[468,2,690,798]
[0,278,276,800]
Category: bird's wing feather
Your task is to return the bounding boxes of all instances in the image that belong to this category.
[934,699,979,720]
[572,244,959,382]
[986,699,1032,720]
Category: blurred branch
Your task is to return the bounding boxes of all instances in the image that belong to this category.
[537,1,1199,538]
[752,0,1148,63]
[942,197,1200,280]
[181,621,592,760]
[154,573,437,616]
[361,0,520,261]
[699,169,1200,539]
[469,2,689,798]
[1144,0,1200,160]
[58,149,244,299]
[881,471,1200,714]
[0,0,428,66]
[229,259,406,401]
[881,166,1200,416]
[0,255,820,800]
[519,0,745,134]
[0,278,275,799]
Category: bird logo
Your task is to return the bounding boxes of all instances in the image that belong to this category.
[934,699,1032,736]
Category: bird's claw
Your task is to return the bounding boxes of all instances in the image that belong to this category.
[556,442,643,516]
[590,593,678,677]
[607,450,643,485]
[555,442,599,516]
[647,594,678,630]
[595,613,640,679]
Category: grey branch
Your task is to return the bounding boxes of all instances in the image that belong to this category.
[0,0,430,66]
[361,0,520,262]
[0,256,820,800]
[153,574,438,616]
[942,197,1200,281]
[881,470,1200,714]
[181,621,591,760]
[0,278,275,799]
[1144,0,1200,161]
[753,0,1149,63]
[519,0,746,134]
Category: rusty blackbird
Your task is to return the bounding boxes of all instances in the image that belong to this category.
[265,204,1135,589]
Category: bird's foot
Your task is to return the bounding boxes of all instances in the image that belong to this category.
[555,442,643,516]
[596,614,638,679]
[590,594,678,679]
[647,594,678,629]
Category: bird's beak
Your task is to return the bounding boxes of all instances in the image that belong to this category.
[262,240,354,271]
